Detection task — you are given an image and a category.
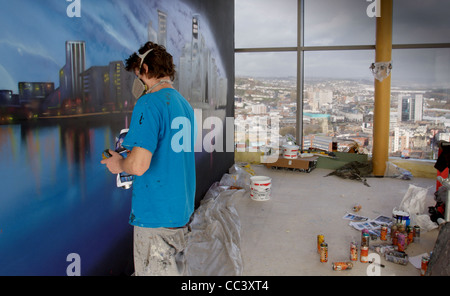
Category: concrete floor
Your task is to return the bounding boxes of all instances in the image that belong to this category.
[234,164,440,276]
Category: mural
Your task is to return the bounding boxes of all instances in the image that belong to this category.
[0,0,234,275]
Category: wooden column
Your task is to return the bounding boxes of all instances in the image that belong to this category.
[372,0,393,176]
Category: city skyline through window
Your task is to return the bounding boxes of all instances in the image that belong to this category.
[235,0,450,160]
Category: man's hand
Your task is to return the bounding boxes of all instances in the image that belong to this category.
[100,149,124,174]
[101,147,152,176]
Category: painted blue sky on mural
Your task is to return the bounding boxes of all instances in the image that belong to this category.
[0,0,224,93]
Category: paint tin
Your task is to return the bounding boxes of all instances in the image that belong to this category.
[392,209,410,226]
[421,255,429,276]
[413,225,420,243]
[250,176,272,201]
[332,262,353,271]
[360,245,369,263]
[350,241,358,261]
[390,224,398,239]
[392,230,399,246]
[320,242,328,263]
[397,233,406,252]
[407,226,414,245]
[282,145,299,159]
[361,231,370,247]
[380,225,388,241]
[317,235,324,254]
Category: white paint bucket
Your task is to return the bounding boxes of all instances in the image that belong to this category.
[392,209,410,226]
[282,145,299,159]
[250,176,272,201]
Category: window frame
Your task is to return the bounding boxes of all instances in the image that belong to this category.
[235,0,450,153]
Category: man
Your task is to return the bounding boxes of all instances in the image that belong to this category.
[101,42,196,276]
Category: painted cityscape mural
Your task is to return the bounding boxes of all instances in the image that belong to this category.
[0,0,234,275]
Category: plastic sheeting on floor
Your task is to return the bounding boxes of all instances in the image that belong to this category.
[184,165,251,276]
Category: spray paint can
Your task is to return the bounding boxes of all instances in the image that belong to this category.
[392,230,399,246]
[421,254,429,276]
[380,225,388,241]
[397,233,406,252]
[320,242,328,263]
[332,262,353,271]
[390,224,398,238]
[361,229,370,247]
[360,245,369,263]
[413,225,420,243]
[350,241,358,261]
[407,226,414,245]
[317,235,324,254]
[362,232,370,248]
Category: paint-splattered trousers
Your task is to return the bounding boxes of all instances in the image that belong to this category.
[133,226,188,276]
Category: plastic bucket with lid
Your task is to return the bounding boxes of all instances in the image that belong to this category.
[392,209,410,226]
[282,145,299,159]
[250,176,272,201]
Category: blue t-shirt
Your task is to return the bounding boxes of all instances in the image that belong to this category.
[122,88,196,228]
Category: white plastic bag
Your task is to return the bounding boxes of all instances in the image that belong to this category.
[184,183,244,276]
[412,214,438,232]
[399,184,429,215]
[220,164,252,191]
[384,162,413,180]
[398,184,437,232]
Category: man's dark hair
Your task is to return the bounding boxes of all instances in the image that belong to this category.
[125,42,176,81]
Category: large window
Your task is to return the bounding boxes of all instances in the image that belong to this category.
[303,50,375,153]
[235,52,297,151]
[304,0,375,46]
[235,0,450,160]
[235,0,297,48]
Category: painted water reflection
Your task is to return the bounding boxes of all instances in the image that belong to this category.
[0,116,134,275]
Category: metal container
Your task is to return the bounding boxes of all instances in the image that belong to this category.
[332,262,353,271]
[413,225,420,243]
[361,230,370,247]
[317,235,324,254]
[380,225,388,241]
[350,241,358,261]
[397,233,406,252]
[390,224,398,239]
[360,245,369,263]
[406,226,414,245]
[320,242,328,263]
[421,255,430,276]
[392,230,399,246]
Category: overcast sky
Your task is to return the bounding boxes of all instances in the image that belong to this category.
[0,0,226,93]
[235,0,450,88]
[0,0,449,92]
